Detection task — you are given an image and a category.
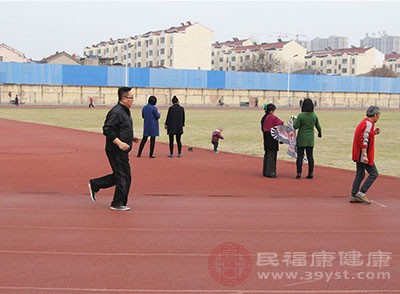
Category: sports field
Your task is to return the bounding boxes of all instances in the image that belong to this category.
[0,106,399,177]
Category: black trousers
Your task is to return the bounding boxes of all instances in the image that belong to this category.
[263,150,278,177]
[296,146,314,176]
[351,162,379,196]
[169,134,182,155]
[137,136,156,157]
[90,150,131,207]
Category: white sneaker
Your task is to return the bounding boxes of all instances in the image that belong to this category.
[109,206,131,211]
[355,191,371,204]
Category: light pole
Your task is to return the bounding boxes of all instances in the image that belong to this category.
[287,54,298,106]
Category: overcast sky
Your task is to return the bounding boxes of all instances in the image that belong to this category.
[1,0,400,60]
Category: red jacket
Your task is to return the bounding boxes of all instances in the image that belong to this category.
[352,118,376,166]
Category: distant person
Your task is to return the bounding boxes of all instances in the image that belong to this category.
[165,96,185,158]
[137,96,160,158]
[261,103,284,178]
[211,127,224,153]
[218,97,224,107]
[314,100,317,107]
[293,98,322,179]
[15,94,19,106]
[299,99,303,107]
[8,91,12,100]
[89,96,95,108]
[350,106,381,204]
[88,87,139,211]
[254,97,259,108]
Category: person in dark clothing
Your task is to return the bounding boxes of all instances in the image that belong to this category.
[261,104,284,178]
[165,96,185,157]
[137,96,160,158]
[88,87,139,211]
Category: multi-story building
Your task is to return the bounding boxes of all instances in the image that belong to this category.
[360,32,400,54]
[384,52,400,75]
[84,21,213,70]
[309,36,348,51]
[212,40,306,72]
[0,43,30,62]
[305,47,384,76]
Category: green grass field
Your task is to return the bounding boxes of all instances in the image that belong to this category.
[0,106,399,177]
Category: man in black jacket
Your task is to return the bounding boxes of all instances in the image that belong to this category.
[88,87,139,211]
[165,96,185,157]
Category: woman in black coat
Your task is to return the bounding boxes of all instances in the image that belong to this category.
[165,96,185,157]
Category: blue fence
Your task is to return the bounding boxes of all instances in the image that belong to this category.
[1,62,399,93]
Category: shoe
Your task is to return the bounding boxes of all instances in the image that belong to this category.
[266,175,275,178]
[296,174,301,179]
[168,154,174,158]
[88,181,97,202]
[355,191,371,204]
[306,175,314,179]
[150,155,156,158]
[350,196,363,203]
[136,154,141,158]
[177,154,182,158]
[214,150,219,154]
[109,206,131,211]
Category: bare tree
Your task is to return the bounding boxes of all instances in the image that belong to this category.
[364,65,398,78]
[240,50,282,73]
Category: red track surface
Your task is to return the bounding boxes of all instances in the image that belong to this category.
[0,118,399,293]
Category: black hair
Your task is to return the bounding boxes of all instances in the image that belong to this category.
[264,103,276,115]
[118,87,132,101]
[172,96,179,104]
[301,98,314,112]
[148,95,157,105]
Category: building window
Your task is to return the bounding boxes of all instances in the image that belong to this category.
[128,53,131,58]
[342,68,347,73]
[327,60,332,65]
[170,59,173,66]
[137,62,141,67]
[342,59,347,64]
[0,56,3,61]
[245,55,250,60]
[352,59,355,64]
[320,61,323,66]
[352,68,355,74]
[311,61,316,65]
[149,50,153,56]
[339,64,341,70]
[231,56,236,61]
[160,48,165,55]
[160,60,164,66]
[219,67,223,70]
[160,37,165,44]
[148,61,153,67]
[212,52,215,56]
[232,66,236,70]
[219,57,223,62]
[327,69,332,73]
[138,52,141,57]
[211,60,214,65]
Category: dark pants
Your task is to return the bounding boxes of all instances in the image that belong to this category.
[351,162,379,196]
[296,146,314,176]
[212,141,219,152]
[169,134,182,155]
[90,151,131,207]
[137,136,156,157]
[263,150,277,177]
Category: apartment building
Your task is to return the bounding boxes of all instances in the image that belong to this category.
[0,43,30,62]
[360,32,400,54]
[84,22,213,70]
[305,47,385,76]
[384,52,400,75]
[212,39,306,72]
[309,36,348,51]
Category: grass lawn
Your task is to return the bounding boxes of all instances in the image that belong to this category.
[0,106,399,177]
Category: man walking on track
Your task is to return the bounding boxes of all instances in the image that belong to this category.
[350,106,381,204]
[165,95,185,157]
[88,87,139,211]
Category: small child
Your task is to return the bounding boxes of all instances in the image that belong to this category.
[211,127,224,153]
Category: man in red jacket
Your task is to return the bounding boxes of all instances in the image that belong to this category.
[350,106,381,204]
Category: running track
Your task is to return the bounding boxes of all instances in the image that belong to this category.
[0,118,399,293]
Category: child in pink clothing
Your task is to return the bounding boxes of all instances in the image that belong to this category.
[211,128,224,153]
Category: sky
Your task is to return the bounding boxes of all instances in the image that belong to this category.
[1,0,400,60]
